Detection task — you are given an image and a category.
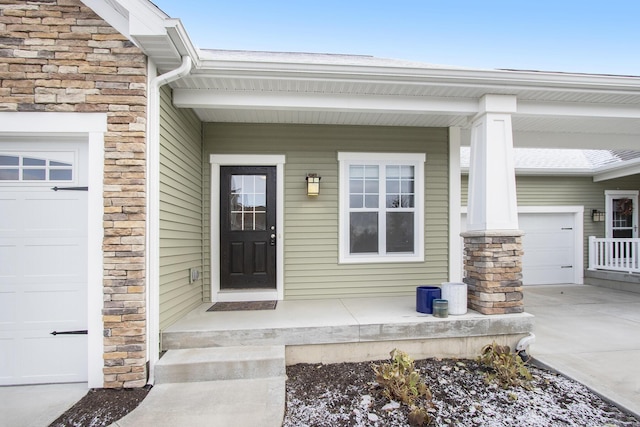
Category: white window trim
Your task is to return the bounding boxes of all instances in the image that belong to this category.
[338,152,425,264]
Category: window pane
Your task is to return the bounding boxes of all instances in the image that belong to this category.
[364,180,378,193]
[230,213,243,231]
[403,195,414,208]
[349,179,363,193]
[350,212,378,254]
[23,157,46,166]
[401,180,414,193]
[387,212,414,253]
[386,179,400,193]
[386,195,400,208]
[401,165,414,178]
[50,169,72,181]
[0,155,19,166]
[364,195,378,208]
[350,165,364,178]
[350,195,363,209]
[364,165,379,178]
[0,169,19,180]
[255,175,266,193]
[254,212,266,230]
[23,169,46,180]
[50,160,72,167]
[231,176,243,193]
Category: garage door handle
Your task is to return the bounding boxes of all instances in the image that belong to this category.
[560,266,573,269]
[51,186,88,191]
[561,227,573,230]
[50,330,88,335]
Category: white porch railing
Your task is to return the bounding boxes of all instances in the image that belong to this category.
[589,236,640,273]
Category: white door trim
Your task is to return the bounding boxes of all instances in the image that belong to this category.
[210,154,285,302]
[0,112,106,388]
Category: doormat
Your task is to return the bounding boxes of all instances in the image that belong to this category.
[207,301,277,312]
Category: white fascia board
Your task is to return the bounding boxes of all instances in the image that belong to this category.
[518,100,640,119]
[593,159,640,182]
[121,0,169,36]
[196,58,640,91]
[174,89,477,115]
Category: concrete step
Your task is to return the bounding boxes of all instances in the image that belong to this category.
[155,345,285,385]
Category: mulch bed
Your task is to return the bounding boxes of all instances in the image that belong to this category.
[48,386,150,427]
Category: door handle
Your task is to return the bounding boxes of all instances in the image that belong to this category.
[270,233,276,246]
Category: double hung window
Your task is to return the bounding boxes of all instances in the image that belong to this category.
[338,152,425,263]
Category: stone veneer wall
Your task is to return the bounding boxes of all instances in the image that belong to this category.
[462,231,525,315]
[0,0,148,388]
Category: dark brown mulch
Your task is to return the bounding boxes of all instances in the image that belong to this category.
[48,386,150,427]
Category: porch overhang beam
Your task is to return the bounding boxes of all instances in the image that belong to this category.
[173,89,478,116]
[594,159,640,182]
[518,101,640,119]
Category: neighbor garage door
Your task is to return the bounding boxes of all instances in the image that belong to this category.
[461,211,577,286]
[519,212,576,285]
[0,142,88,385]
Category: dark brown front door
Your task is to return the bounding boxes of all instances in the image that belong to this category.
[220,166,276,289]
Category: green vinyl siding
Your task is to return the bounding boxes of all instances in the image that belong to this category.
[159,86,203,329]
[461,173,640,267]
[204,123,449,299]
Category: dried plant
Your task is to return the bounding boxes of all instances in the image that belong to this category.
[478,341,533,390]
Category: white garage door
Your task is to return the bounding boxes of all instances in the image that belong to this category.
[461,210,578,286]
[0,142,88,385]
[519,213,576,285]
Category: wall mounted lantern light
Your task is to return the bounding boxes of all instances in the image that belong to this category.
[592,209,605,222]
[306,173,321,196]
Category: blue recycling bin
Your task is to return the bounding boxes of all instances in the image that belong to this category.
[416,286,441,314]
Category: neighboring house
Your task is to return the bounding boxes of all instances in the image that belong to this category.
[461,148,640,286]
[0,0,638,389]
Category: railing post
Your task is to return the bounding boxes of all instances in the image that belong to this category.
[588,236,596,270]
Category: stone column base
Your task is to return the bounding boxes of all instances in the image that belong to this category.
[462,230,524,315]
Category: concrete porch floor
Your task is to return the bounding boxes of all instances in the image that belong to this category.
[162,296,534,364]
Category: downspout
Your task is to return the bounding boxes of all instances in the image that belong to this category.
[147,55,192,384]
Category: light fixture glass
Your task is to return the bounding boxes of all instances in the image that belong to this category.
[591,209,605,222]
[306,173,320,196]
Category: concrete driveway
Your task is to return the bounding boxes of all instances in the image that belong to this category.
[526,284,640,418]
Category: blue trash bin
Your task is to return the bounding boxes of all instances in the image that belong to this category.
[416,286,441,314]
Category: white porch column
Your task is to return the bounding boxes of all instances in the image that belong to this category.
[464,95,524,315]
[467,95,518,231]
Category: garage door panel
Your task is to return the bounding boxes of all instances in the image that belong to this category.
[0,197,18,232]
[0,245,17,277]
[22,240,85,279]
[0,333,87,385]
[520,213,577,285]
[22,287,86,325]
[23,196,87,235]
[0,141,88,385]
[0,291,16,325]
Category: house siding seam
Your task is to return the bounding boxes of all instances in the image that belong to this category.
[159,85,203,330]
[0,0,148,388]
